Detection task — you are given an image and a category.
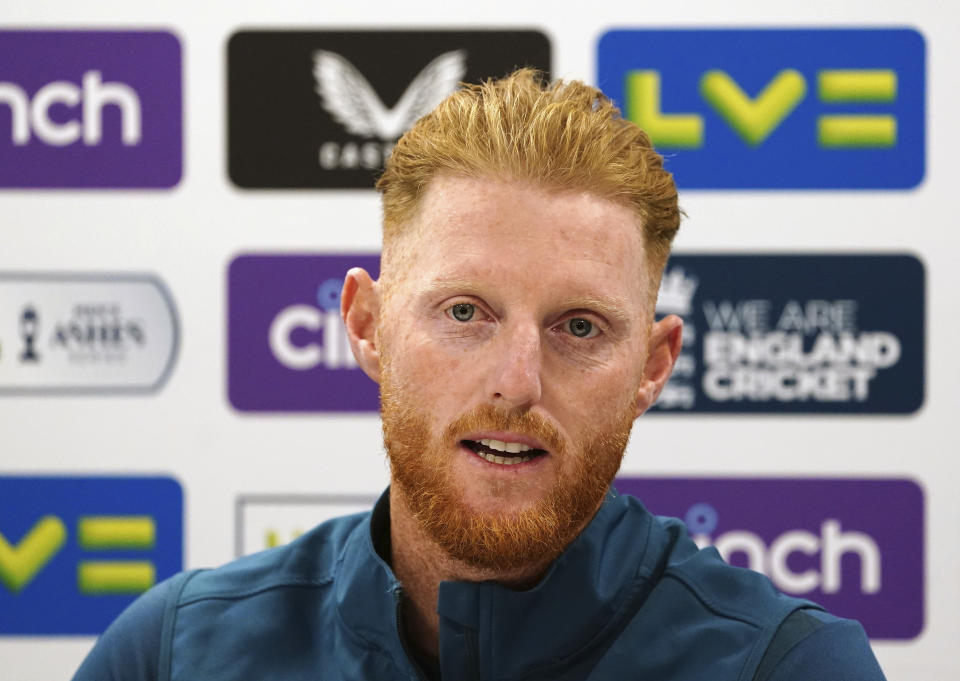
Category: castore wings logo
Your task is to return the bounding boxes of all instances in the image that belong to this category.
[313,49,466,141]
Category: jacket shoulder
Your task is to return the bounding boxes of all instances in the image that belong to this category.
[600,510,821,679]
[180,510,368,603]
[655,514,814,628]
[756,609,887,681]
[71,512,370,681]
[71,570,197,681]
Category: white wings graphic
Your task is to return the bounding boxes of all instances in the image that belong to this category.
[313,49,467,140]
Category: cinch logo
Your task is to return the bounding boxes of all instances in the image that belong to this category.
[0,70,141,146]
[684,505,880,595]
[228,30,550,189]
[228,254,381,411]
[614,477,924,640]
[650,254,924,414]
[597,28,925,188]
[269,278,357,371]
[0,476,183,635]
[0,30,181,188]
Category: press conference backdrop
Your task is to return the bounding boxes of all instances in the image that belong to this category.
[0,1,955,679]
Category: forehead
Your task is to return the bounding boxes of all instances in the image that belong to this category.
[398,175,648,299]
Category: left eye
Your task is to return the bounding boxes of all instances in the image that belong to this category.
[567,318,595,338]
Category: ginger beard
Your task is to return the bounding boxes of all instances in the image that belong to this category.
[380,362,638,572]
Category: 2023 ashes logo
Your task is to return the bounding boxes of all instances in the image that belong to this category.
[0,273,179,394]
[0,30,182,188]
[228,30,550,189]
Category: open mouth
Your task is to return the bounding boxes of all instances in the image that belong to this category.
[461,438,548,465]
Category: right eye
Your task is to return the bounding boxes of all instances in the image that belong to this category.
[447,303,475,322]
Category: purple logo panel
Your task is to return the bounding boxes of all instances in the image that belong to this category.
[0,30,181,188]
[228,254,381,412]
[615,477,924,640]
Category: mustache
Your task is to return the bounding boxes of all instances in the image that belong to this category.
[442,404,566,455]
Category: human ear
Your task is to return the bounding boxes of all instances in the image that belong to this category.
[635,314,684,417]
[341,267,381,383]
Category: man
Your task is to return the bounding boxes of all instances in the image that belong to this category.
[74,70,886,680]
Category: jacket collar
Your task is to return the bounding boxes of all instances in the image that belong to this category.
[335,487,663,679]
[333,490,405,661]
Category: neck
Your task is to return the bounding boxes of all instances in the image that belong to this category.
[388,489,553,660]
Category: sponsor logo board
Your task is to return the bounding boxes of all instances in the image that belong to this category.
[0,30,182,188]
[229,253,922,414]
[228,30,550,188]
[597,28,925,188]
[615,477,924,640]
[0,273,179,393]
[0,476,183,635]
[228,254,380,411]
[652,254,923,413]
[235,494,377,557]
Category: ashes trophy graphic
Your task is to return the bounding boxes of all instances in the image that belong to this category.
[19,306,40,363]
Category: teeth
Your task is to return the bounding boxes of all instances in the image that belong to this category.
[480,438,532,453]
[474,449,533,465]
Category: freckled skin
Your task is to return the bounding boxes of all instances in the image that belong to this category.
[341,174,683,659]
[382,176,652,513]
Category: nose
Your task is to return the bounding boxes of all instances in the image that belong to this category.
[485,323,542,409]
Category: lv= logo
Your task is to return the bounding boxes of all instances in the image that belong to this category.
[0,515,156,594]
[0,516,66,592]
[628,69,896,148]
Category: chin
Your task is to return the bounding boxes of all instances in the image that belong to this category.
[458,499,542,522]
[455,485,548,516]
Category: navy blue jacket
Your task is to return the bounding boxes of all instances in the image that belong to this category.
[73,489,886,680]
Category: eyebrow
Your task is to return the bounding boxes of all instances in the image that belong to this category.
[422,279,634,326]
[422,279,484,296]
[556,296,633,326]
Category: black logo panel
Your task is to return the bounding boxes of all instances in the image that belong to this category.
[228,30,551,189]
